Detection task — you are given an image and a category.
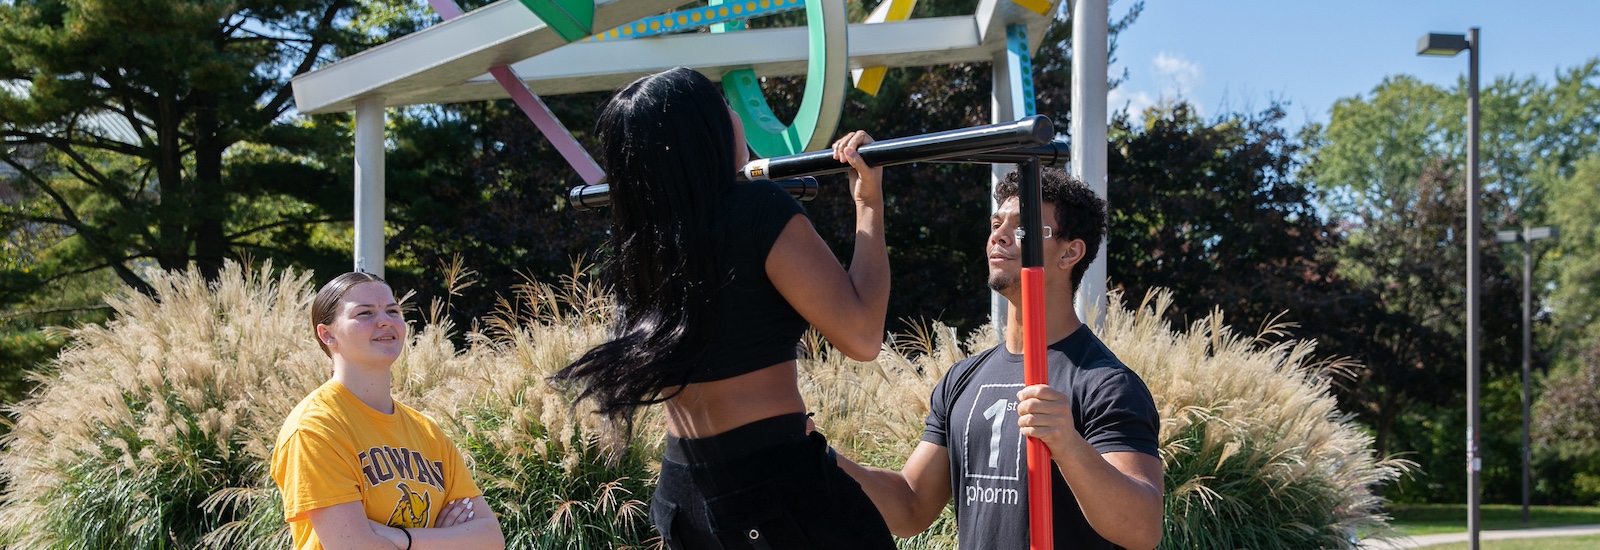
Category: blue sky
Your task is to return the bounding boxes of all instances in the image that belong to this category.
[1106,0,1600,130]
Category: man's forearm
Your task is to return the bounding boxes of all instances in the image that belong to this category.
[1052,442,1164,550]
[1017,384,1163,549]
[835,454,923,537]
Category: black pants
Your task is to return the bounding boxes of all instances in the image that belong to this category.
[650,413,895,550]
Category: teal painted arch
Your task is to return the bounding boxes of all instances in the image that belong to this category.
[715,0,848,157]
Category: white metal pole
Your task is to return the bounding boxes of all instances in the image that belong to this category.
[990,24,1034,339]
[354,97,387,277]
[1071,0,1108,326]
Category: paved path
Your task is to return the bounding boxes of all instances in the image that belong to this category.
[1364,524,1600,548]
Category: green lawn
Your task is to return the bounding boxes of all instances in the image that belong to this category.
[1426,534,1600,549]
[1388,504,1600,536]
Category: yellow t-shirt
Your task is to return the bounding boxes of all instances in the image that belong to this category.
[271,380,481,550]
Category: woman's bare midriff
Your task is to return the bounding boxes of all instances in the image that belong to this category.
[663,361,807,439]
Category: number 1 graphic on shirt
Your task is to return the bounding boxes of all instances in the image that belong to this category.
[982,398,1007,469]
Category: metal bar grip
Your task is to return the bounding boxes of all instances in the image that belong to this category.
[737,115,1054,181]
[938,141,1068,167]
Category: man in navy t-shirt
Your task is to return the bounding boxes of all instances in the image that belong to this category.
[837,168,1163,549]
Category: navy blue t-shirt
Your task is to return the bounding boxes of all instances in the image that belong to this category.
[923,325,1160,549]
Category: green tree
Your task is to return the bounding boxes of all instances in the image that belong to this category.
[0,141,113,404]
[1311,62,1600,503]
[0,0,386,301]
[0,0,441,400]
[1337,160,1524,469]
[1314,62,1600,361]
[1546,154,1600,350]
[1316,75,1457,222]
[1105,102,1349,338]
[1317,62,1600,229]
[1534,341,1600,505]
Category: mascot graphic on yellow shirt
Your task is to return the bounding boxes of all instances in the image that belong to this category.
[387,482,432,528]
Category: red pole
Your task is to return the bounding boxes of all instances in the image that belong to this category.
[1022,267,1053,549]
[1016,157,1053,549]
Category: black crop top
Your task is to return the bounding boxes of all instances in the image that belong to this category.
[686,179,811,383]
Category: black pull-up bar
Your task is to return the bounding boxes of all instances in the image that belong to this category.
[568,176,819,211]
[566,116,1062,210]
[736,115,1054,181]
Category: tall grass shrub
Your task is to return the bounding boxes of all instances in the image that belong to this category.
[1107,291,1408,548]
[0,263,323,548]
[0,264,1403,549]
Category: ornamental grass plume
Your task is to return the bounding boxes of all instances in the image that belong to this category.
[1103,290,1409,549]
[0,262,323,548]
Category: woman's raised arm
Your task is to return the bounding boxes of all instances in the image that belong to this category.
[767,131,889,361]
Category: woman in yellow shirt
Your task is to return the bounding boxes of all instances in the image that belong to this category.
[272,272,505,549]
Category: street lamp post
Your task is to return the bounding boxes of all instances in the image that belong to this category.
[1496,226,1559,525]
[1418,27,1481,550]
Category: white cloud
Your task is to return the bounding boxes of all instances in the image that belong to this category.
[1152,52,1201,99]
[1107,52,1204,125]
[1108,87,1155,124]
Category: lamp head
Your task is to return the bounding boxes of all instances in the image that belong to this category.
[1496,226,1560,244]
[1418,32,1470,56]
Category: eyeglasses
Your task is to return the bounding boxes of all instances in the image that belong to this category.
[1014,225,1054,241]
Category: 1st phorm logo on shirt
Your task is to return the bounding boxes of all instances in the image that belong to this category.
[967,483,1021,505]
[962,383,1025,506]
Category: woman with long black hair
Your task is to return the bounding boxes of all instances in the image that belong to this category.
[552,67,894,549]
